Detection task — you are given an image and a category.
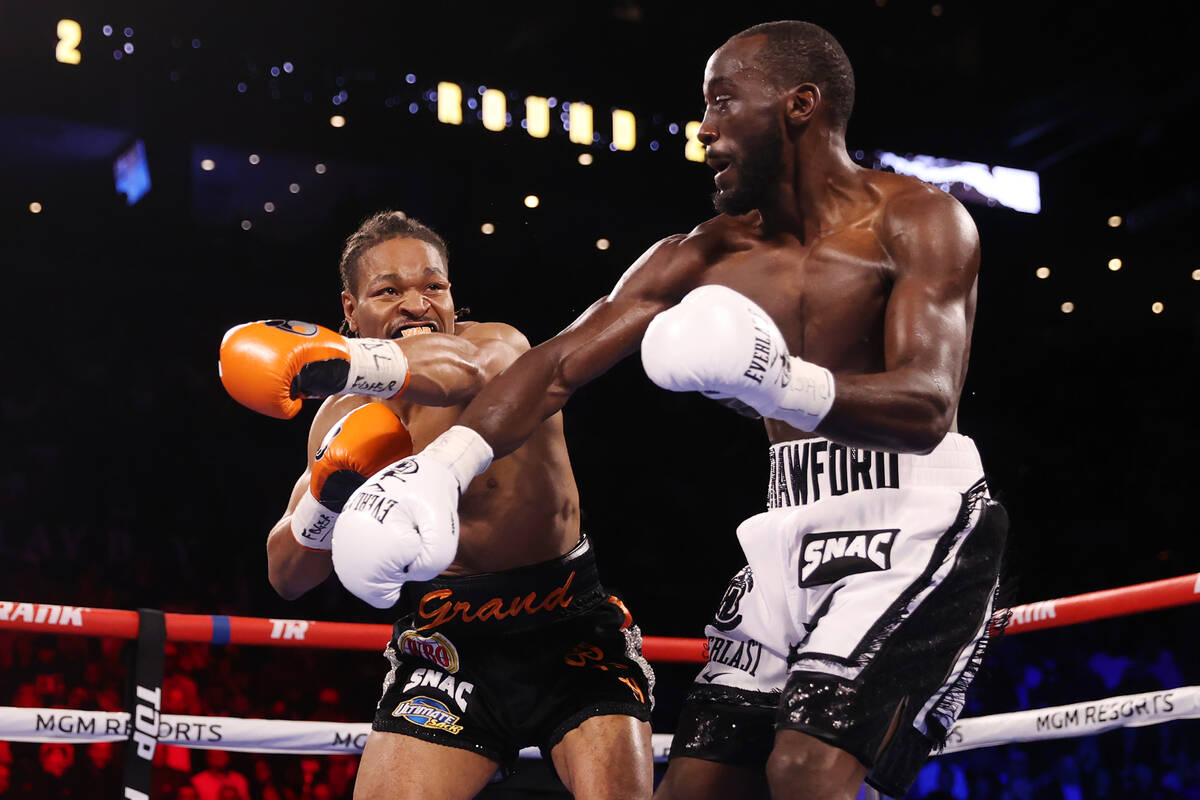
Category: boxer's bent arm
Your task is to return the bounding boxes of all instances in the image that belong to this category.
[457,238,689,457]
[266,396,363,599]
[397,327,521,406]
[267,470,333,600]
[818,190,980,453]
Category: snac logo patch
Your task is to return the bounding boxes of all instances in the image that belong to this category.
[392,696,463,734]
[799,529,897,587]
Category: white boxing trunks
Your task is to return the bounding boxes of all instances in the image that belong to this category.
[670,434,1008,797]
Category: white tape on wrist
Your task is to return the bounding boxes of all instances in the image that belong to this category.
[290,491,337,551]
[344,338,409,398]
[774,357,836,432]
[420,425,495,492]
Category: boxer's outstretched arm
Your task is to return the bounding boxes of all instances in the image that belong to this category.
[397,323,528,407]
[457,236,693,457]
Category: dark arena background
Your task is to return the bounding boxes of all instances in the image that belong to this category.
[1,1,1197,798]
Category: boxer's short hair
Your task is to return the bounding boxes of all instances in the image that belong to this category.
[339,210,450,294]
[733,21,855,130]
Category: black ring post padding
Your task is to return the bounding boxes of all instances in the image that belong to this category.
[122,608,166,800]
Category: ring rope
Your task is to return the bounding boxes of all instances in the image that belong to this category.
[1,572,1195,662]
[1,686,1195,760]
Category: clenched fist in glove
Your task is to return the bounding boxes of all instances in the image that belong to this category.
[332,426,494,609]
[640,284,835,431]
[219,320,411,419]
[291,402,413,551]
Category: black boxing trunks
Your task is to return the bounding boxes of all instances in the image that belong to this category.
[670,434,1008,797]
[371,536,654,768]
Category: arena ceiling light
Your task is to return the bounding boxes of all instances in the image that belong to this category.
[875,151,1041,214]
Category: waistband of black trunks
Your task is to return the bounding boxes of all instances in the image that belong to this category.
[395,535,607,635]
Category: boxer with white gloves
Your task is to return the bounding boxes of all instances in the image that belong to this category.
[640,283,835,431]
[235,211,655,800]
[358,21,1007,800]
[331,425,492,606]
[288,402,413,554]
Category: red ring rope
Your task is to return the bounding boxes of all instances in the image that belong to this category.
[1,572,1195,662]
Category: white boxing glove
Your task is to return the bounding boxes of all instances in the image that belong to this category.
[640,284,835,431]
[331,426,494,609]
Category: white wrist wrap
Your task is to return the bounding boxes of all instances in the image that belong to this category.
[290,491,338,551]
[420,426,495,492]
[774,356,836,431]
[344,338,409,398]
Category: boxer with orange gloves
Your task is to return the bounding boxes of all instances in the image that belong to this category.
[219,211,655,800]
[219,319,413,420]
[278,401,412,556]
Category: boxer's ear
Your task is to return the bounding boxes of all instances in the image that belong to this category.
[341,290,358,336]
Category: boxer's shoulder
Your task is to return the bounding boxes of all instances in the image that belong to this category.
[685,212,763,250]
[454,322,531,381]
[610,219,761,306]
[875,175,979,262]
[454,320,529,351]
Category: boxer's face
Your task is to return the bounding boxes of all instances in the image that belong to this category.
[700,36,786,216]
[342,236,456,339]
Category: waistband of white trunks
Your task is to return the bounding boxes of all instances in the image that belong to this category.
[767,433,983,509]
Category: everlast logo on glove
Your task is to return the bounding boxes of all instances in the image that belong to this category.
[799,529,897,587]
[742,314,773,384]
[345,491,398,523]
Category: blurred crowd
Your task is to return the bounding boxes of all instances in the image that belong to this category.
[904,614,1197,800]
[0,631,372,799]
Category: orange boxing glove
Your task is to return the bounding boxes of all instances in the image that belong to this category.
[291,402,414,551]
[219,320,411,419]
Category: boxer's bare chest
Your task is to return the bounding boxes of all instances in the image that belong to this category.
[697,218,893,376]
[384,401,461,453]
[383,399,576,570]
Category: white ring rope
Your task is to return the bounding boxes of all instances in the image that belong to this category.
[2,686,1195,761]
